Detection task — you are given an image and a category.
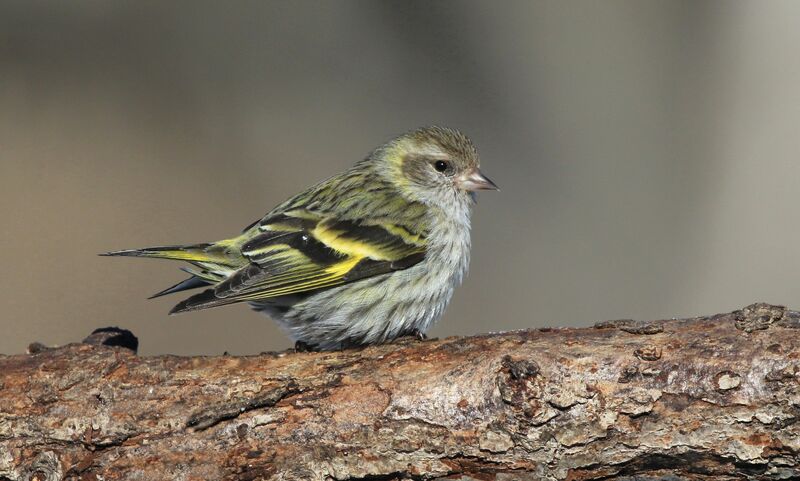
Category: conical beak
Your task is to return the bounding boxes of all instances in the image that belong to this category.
[457,168,500,192]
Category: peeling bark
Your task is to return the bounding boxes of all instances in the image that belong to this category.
[1,303,799,481]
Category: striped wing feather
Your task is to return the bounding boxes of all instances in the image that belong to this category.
[169,210,426,313]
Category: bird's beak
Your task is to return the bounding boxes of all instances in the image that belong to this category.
[456,168,500,192]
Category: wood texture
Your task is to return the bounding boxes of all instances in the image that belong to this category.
[1,303,799,480]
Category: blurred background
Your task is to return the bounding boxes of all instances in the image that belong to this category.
[2,1,799,355]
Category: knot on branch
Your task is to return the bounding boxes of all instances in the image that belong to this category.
[734,303,786,332]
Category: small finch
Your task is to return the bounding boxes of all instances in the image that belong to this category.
[104,127,498,350]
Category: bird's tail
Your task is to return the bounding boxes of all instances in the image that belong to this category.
[101,242,241,299]
[101,243,218,263]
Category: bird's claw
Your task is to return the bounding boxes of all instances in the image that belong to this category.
[294,340,317,352]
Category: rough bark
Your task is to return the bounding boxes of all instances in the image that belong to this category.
[1,303,799,481]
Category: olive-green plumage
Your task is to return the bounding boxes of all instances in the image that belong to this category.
[104,126,498,350]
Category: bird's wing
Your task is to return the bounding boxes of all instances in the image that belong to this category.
[169,208,427,313]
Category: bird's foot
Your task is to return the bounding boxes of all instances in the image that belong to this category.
[393,330,430,345]
[294,340,318,352]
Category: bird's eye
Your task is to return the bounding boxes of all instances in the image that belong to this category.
[433,160,449,173]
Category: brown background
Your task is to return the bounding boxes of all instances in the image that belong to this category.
[2,1,799,356]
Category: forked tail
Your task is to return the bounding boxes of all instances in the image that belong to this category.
[101,243,236,301]
[101,244,216,262]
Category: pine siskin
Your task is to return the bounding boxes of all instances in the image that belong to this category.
[104,127,498,350]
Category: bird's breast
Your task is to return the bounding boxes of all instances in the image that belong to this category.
[422,216,472,288]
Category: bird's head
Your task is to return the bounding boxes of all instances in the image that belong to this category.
[374,126,498,208]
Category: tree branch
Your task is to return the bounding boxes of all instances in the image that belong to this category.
[1,303,799,480]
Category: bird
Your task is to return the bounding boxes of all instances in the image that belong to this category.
[103,126,498,350]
